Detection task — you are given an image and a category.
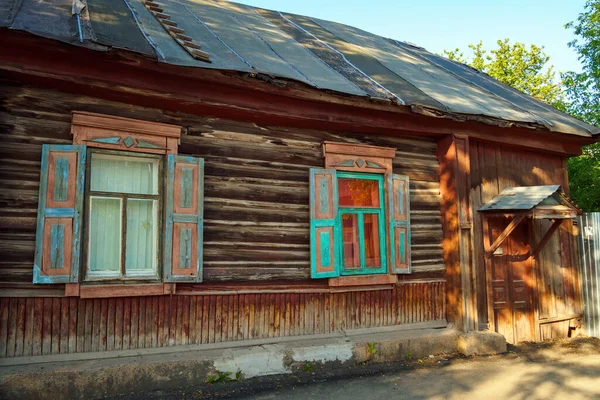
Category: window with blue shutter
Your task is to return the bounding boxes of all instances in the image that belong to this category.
[163,155,205,282]
[310,142,411,281]
[33,112,204,288]
[34,145,86,284]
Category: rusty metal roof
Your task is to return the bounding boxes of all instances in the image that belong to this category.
[2,0,599,137]
[479,185,570,211]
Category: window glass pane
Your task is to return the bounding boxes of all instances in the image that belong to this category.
[342,214,360,269]
[88,197,121,275]
[364,214,381,268]
[338,178,380,208]
[90,153,159,195]
[126,199,158,276]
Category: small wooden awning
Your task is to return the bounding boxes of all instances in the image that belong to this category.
[478,185,581,258]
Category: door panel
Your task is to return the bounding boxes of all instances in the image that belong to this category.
[489,218,534,344]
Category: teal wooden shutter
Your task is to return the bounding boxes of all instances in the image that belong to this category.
[388,173,411,274]
[310,168,340,278]
[33,145,86,284]
[164,155,204,282]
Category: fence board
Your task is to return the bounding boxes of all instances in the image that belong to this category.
[578,213,600,338]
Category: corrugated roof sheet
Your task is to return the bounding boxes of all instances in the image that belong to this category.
[478,185,563,211]
[2,0,598,137]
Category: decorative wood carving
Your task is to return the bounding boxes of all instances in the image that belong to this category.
[71,111,181,155]
[323,141,395,174]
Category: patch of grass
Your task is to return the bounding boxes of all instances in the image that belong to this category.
[367,342,378,356]
[303,362,313,372]
[206,370,243,384]
[404,352,412,361]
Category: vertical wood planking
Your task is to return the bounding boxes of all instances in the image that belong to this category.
[0,299,8,358]
[59,298,68,354]
[23,298,34,356]
[6,299,17,357]
[15,299,26,356]
[0,282,447,358]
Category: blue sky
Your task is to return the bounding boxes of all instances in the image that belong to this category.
[234,0,586,74]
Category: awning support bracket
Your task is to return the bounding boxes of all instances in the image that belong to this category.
[531,219,564,256]
[484,215,526,259]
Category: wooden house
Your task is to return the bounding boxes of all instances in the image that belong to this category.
[0,0,598,359]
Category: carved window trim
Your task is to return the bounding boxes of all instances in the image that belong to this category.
[71,111,181,155]
[323,141,395,174]
[321,142,403,288]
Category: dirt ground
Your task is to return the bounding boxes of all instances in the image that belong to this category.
[115,336,600,400]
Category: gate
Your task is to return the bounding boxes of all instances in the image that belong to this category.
[578,213,600,338]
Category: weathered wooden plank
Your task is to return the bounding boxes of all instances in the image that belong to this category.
[208,295,216,343]
[194,295,203,345]
[90,299,100,352]
[13,298,25,357]
[106,298,115,351]
[182,295,190,346]
[59,298,69,354]
[99,298,108,351]
[189,295,197,345]
[32,298,43,356]
[232,294,239,341]
[138,297,146,349]
[213,295,227,343]
[40,298,52,355]
[148,296,156,348]
[130,298,139,350]
[5,299,16,357]
[157,296,166,347]
[122,298,131,350]
[23,298,34,356]
[201,294,210,344]
[220,295,228,343]
[114,298,123,351]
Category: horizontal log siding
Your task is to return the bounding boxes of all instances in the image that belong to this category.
[0,281,446,357]
[0,81,443,290]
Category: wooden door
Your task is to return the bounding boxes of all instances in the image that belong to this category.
[488,218,534,344]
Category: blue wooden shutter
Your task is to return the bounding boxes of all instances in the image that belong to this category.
[164,155,204,282]
[388,173,411,274]
[310,168,340,278]
[33,145,86,284]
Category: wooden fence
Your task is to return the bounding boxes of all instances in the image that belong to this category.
[578,213,600,338]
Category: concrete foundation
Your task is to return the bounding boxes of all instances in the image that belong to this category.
[0,326,506,399]
[456,331,508,356]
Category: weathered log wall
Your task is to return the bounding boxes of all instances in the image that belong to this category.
[0,281,446,357]
[0,79,444,293]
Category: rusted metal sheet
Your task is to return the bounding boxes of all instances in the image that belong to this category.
[0,281,446,357]
[578,213,600,338]
[479,185,565,211]
[3,0,597,136]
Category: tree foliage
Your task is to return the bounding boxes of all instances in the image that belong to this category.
[443,39,566,109]
[564,0,600,212]
[442,6,600,211]
[563,0,600,127]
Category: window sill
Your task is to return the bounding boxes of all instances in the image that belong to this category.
[65,283,176,298]
[328,274,398,288]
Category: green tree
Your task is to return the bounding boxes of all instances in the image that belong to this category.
[564,0,600,211]
[443,39,566,109]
